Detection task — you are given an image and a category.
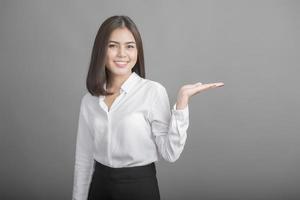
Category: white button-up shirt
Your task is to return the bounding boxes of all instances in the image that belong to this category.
[72,72,189,200]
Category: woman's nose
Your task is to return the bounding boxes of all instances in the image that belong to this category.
[117,47,126,57]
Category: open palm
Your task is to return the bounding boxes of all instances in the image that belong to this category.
[181,82,224,97]
[176,82,225,109]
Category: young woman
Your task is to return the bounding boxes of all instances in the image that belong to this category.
[72,15,224,200]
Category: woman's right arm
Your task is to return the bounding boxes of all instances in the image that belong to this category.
[72,95,95,200]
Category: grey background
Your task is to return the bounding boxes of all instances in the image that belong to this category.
[0,0,299,199]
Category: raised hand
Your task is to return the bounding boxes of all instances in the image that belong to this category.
[176,82,225,110]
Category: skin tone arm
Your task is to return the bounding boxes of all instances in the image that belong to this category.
[176,82,225,110]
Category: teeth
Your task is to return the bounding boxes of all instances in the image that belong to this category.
[115,61,127,64]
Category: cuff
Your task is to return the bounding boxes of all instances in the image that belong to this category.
[172,103,189,121]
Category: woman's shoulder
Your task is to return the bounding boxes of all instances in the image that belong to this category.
[79,92,97,106]
[81,92,92,100]
[142,77,167,92]
[142,78,169,103]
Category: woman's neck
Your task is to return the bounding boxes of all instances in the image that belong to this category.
[107,72,132,93]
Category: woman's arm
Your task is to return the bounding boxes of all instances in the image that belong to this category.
[72,96,95,200]
[148,83,189,162]
[148,81,224,163]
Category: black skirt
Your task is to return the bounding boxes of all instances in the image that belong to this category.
[88,160,161,200]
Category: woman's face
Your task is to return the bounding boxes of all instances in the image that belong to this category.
[105,27,138,77]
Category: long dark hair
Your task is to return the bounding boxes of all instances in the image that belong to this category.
[86,15,145,96]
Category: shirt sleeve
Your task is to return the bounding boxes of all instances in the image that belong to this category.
[148,83,189,162]
[72,95,95,200]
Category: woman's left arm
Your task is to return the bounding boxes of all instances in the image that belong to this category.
[148,81,224,163]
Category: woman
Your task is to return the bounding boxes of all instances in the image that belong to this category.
[72,15,224,200]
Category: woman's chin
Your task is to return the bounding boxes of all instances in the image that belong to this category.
[107,67,132,76]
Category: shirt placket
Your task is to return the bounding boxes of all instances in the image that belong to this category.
[99,90,126,167]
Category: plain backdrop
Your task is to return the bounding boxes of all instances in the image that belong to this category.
[0,0,299,199]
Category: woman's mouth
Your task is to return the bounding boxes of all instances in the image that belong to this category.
[114,61,128,68]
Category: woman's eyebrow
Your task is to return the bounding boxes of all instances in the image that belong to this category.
[109,40,136,44]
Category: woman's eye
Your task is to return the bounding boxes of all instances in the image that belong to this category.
[108,44,135,49]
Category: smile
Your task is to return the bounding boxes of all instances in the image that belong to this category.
[114,61,128,64]
[114,61,128,67]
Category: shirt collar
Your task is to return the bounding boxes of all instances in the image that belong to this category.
[103,71,140,94]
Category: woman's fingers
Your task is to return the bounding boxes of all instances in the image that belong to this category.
[212,82,224,87]
[201,82,224,88]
